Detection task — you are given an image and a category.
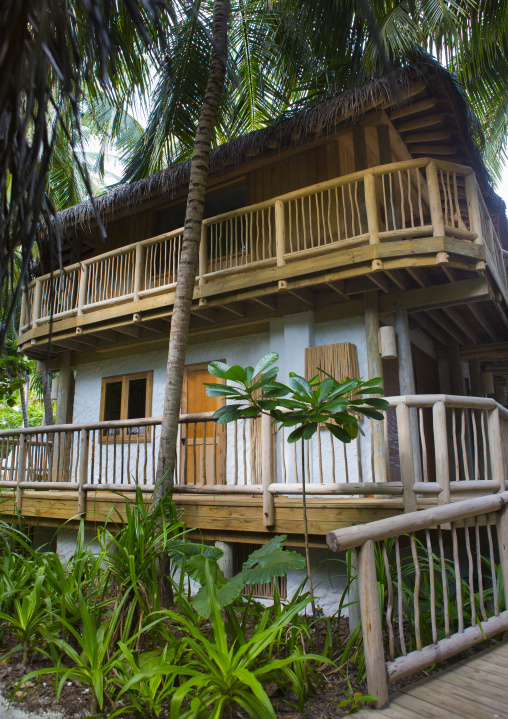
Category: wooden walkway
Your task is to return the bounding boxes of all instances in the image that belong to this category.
[357,642,508,719]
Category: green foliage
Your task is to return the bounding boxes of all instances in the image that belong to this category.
[336,674,376,714]
[0,493,331,718]
[0,400,45,431]
[205,353,388,444]
[0,338,32,408]
[168,534,305,618]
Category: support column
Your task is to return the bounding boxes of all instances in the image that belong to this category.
[54,352,74,482]
[394,310,422,483]
[215,541,234,579]
[469,358,482,397]
[364,292,388,483]
[447,344,467,396]
[494,378,507,407]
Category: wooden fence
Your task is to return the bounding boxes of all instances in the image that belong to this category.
[327,491,508,708]
[19,157,506,333]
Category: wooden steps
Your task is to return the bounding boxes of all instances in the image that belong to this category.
[357,643,508,718]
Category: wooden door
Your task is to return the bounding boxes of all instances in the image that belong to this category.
[180,362,225,485]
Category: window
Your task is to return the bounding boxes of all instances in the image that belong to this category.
[100,371,153,441]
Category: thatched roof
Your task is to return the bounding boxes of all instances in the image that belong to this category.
[58,62,504,234]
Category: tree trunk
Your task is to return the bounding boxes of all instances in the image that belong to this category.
[155,0,230,498]
[19,376,29,428]
[41,370,53,425]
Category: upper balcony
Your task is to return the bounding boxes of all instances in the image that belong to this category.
[18,157,508,356]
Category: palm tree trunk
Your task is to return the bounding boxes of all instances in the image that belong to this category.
[19,376,29,428]
[41,370,53,425]
[155,0,230,498]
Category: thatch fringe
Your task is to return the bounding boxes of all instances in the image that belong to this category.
[57,62,503,233]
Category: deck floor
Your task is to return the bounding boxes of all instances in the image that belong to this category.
[357,643,508,718]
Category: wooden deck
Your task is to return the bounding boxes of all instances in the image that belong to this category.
[357,643,508,718]
[0,489,410,542]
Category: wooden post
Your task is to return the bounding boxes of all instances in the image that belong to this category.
[394,309,422,483]
[16,434,28,512]
[364,172,379,245]
[348,548,362,632]
[488,406,505,489]
[357,540,389,709]
[364,292,388,483]
[261,412,275,526]
[275,200,286,267]
[78,429,90,515]
[465,173,483,244]
[433,401,450,504]
[426,161,445,237]
[496,505,508,608]
[54,352,73,482]
[32,279,43,323]
[396,403,417,512]
[133,244,145,300]
[19,287,28,329]
[469,358,483,397]
[199,224,208,285]
[78,264,89,315]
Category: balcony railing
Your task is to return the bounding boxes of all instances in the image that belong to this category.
[19,158,506,335]
[1,395,506,522]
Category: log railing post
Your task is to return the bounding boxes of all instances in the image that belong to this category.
[275,200,286,266]
[433,401,450,504]
[396,402,417,512]
[364,172,379,245]
[16,434,28,512]
[488,406,505,490]
[357,539,389,708]
[78,429,90,515]
[261,412,275,527]
[78,264,89,316]
[199,224,208,286]
[19,286,28,330]
[465,173,483,245]
[425,161,445,237]
[133,244,145,301]
[496,504,508,608]
[32,279,43,323]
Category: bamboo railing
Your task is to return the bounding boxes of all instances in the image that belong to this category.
[1,395,506,523]
[19,158,504,334]
[327,491,508,708]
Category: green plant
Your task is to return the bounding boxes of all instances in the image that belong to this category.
[336,674,376,714]
[121,561,331,719]
[0,566,50,665]
[98,484,186,615]
[17,591,138,715]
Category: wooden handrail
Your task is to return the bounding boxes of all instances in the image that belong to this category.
[326,491,508,551]
[20,157,491,317]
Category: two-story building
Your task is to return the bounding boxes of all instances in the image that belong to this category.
[3,63,508,611]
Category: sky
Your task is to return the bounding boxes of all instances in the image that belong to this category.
[497,164,508,208]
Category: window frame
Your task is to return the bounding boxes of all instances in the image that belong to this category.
[99,370,153,443]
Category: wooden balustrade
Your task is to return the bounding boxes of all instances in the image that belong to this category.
[2,395,505,522]
[20,158,504,335]
[327,491,508,708]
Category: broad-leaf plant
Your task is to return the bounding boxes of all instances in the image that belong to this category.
[204,352,388,444]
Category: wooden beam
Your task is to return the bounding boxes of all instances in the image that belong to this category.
[379,278,489,315]
[467,303,498,342]
[252,296,277,311]
[389,97,438,120]
[442,306,478,344]
[410,144,456,155]
[218,303,245,317]
[287,288,315,307]
[380,80,427,109]
[396,114,443,133]
[368,273,390,293]
[404,130,452,143]
[326,280,349,299]
[384,269,409,291]
[114,325,142,338]
[405,267,428,288]
[425,309,467,345]
[411,312,449,346]
[191,308,217,324]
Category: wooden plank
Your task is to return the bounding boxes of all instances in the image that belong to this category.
[443,667,508,700]
[392,690,479,719]
[401,677,508,717]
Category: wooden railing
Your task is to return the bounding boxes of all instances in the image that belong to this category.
[1,395,506,524]
[327,492,508,708]
[380,395,507,511]
[19,158,504,334]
